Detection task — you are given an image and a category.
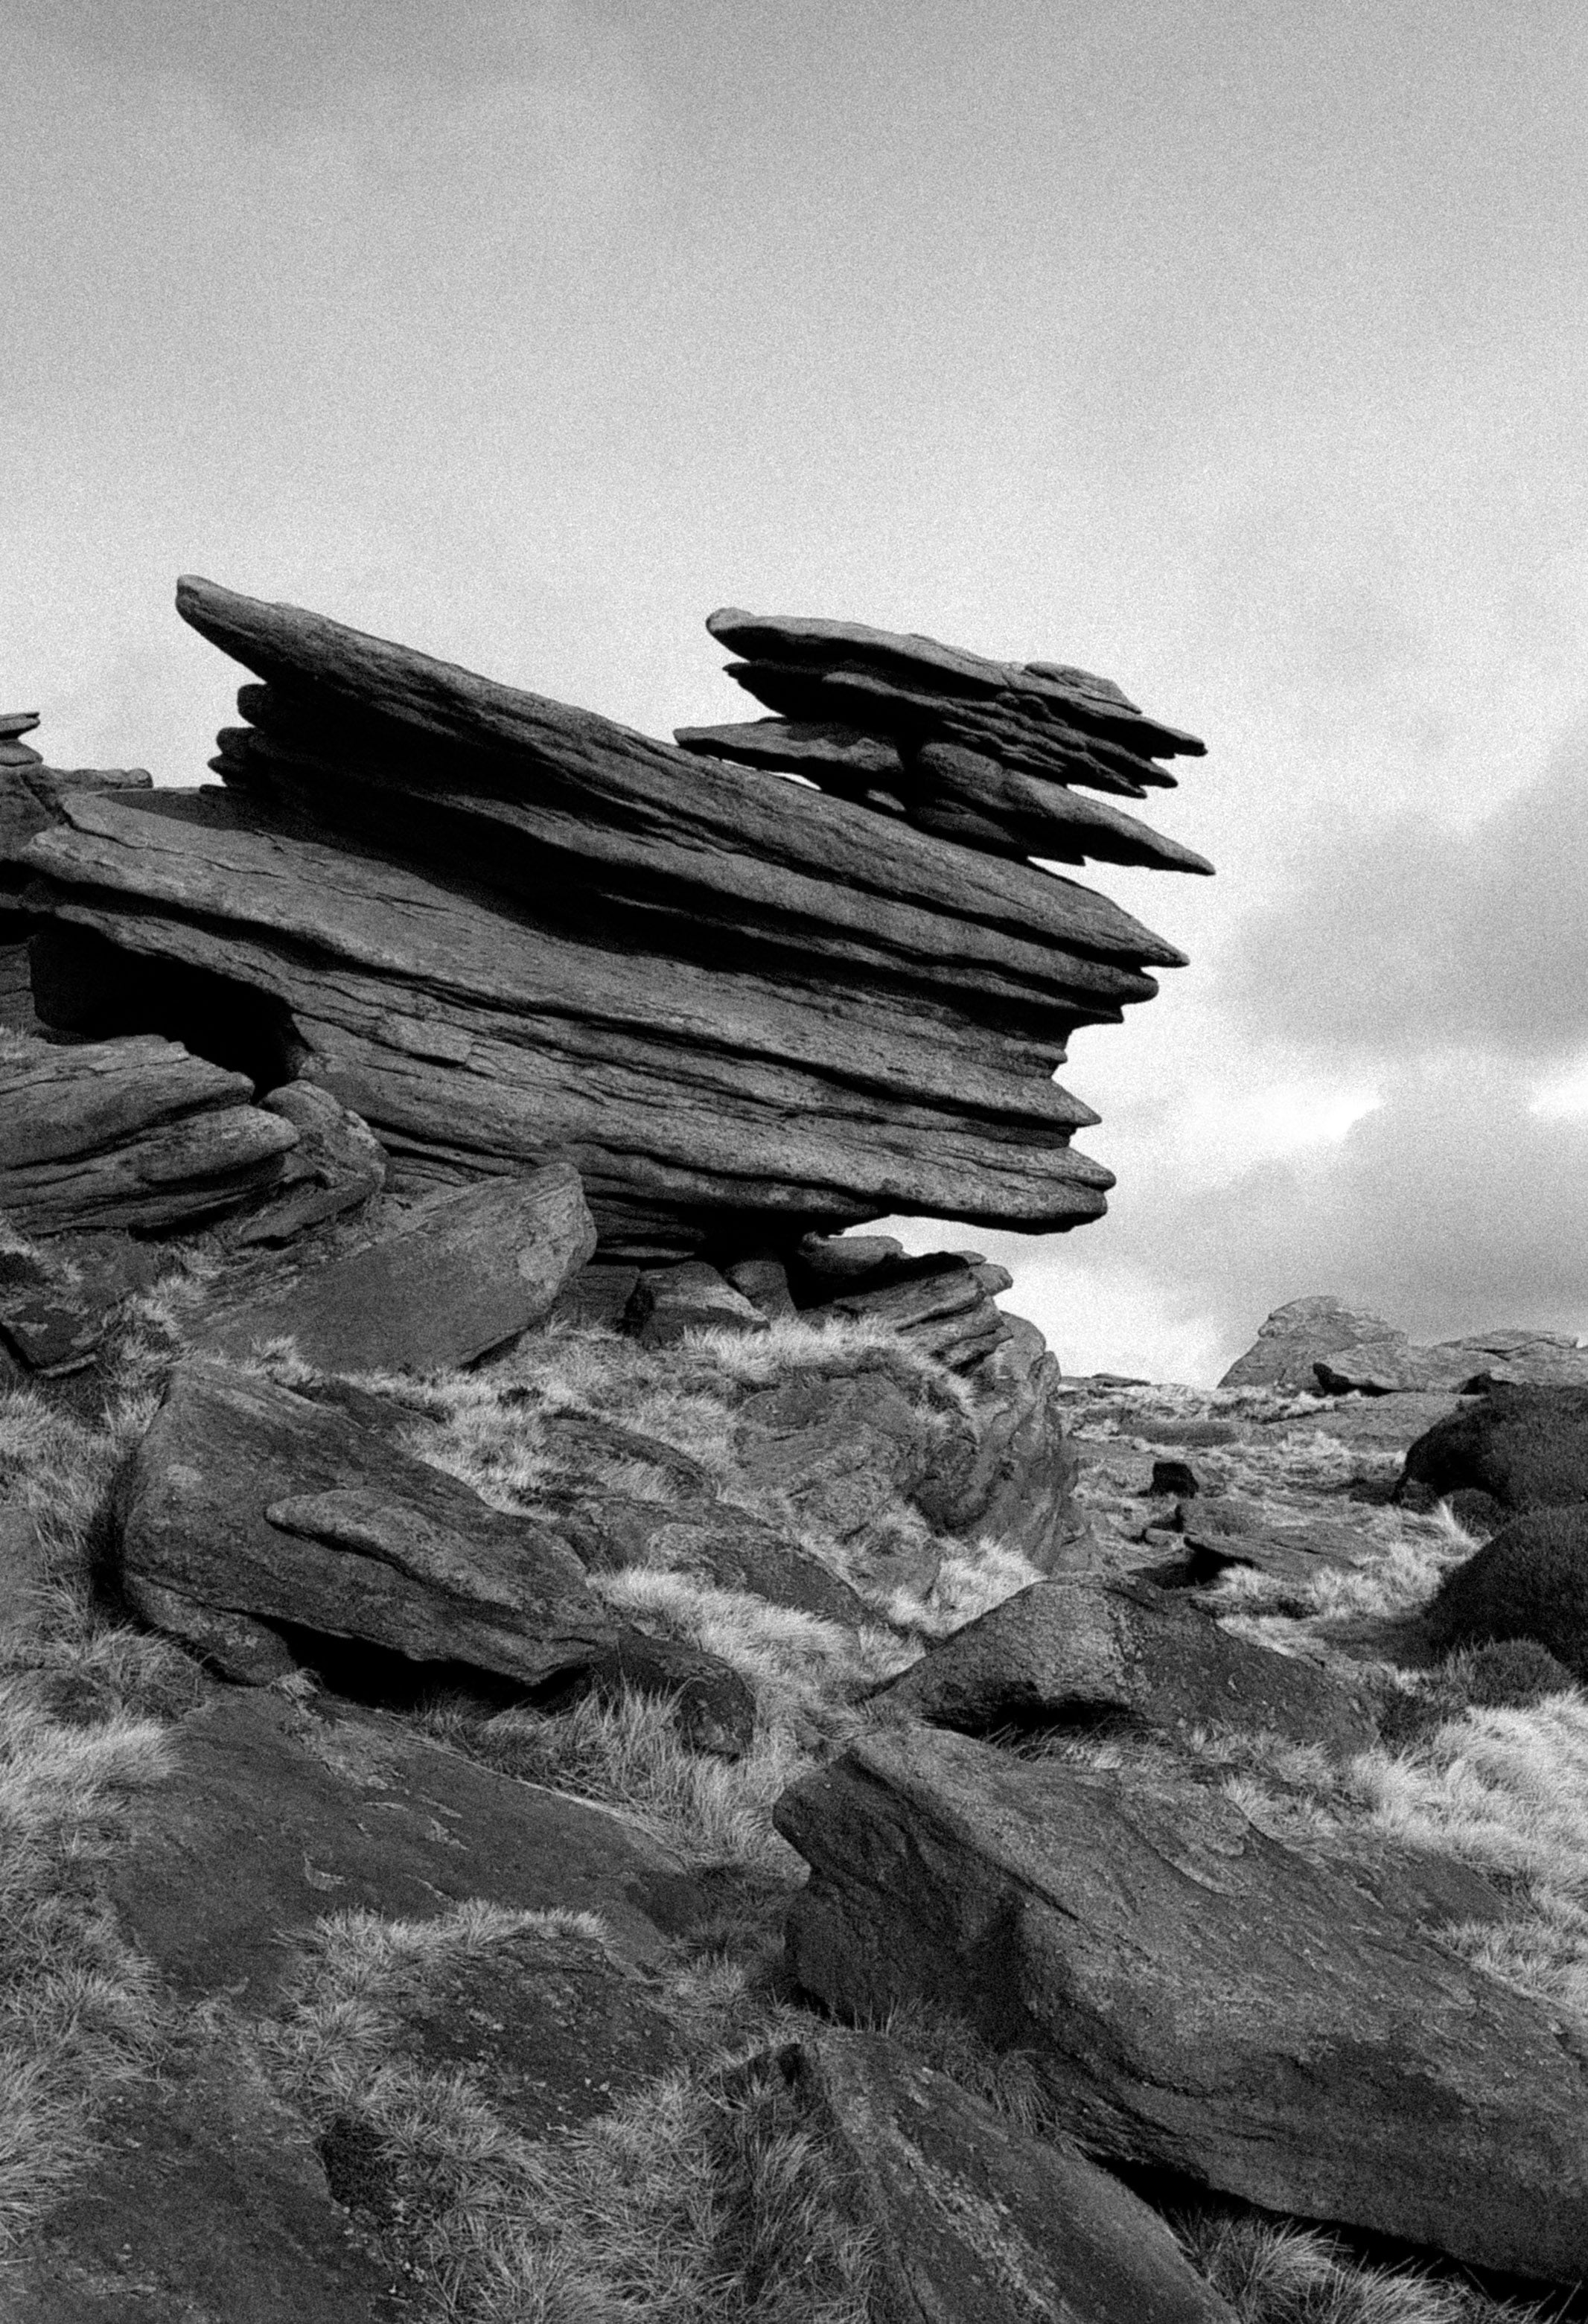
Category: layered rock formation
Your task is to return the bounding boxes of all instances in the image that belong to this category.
[13,582,1210,1257]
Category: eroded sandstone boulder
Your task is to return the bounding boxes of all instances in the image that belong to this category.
[196,1161,596,1374]
[116,1357,613,1687]
[875,1575,1376,1754]
[776,1723,1588,2278]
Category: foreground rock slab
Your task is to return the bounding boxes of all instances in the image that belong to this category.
[117,1359,613,1687]
[781,2029,1235,2324]
[876,1576,1376,1755]
[197,1160,596,1373]
[11,2036,401,2324]
[777,1723,1588,2278]
[107,1689,702,2004]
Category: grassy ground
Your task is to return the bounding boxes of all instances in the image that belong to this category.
[0,1305,1580,2318]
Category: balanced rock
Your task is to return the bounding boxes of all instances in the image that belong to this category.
[196,1161,595,1374]
[0,1030,299,1236]
[13,578,1210,1256]
[775,2030,1236,2324]
[777,1723,1588,2278]
[116,1357,614,1686]
[876,1575,1376,1755]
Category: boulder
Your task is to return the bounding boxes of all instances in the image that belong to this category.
[800,1250,1014,1370]
[580,1629,757,1758]
[196,1161,596,1374]
[106,1688,705,2004]
[116,1358,613,1688]
[1397,1383,1588,1514]
[1174,1496,1376,1585]
[875,1575,1377,1755]
[625,1259,768,1347]
[0,1226,160,1374]
[14,578,1210,1256]
[1426,1504,1588,1677]
[1218,1295,1404,1392]
[776,1723,1588,2279]
[949,1315,1082,1569]
[1318,1329,1588,1397]
[0,1030,299,1236]
[222,1080,386,1246]
[777,2030,1236,2324]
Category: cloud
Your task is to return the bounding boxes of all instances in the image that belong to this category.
[9,0,553,117]
[1219,732,1588,1064]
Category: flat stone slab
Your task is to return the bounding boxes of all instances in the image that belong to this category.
[195,1163,596,1375]
[106,1691,705,2007]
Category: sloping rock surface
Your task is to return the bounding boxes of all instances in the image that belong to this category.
[107,1689,701,2003]
[195,1161,596,1373]
[116,1359,613,1687]
[876,1575,1376,1754]
[776,1723,1588,2277]
[780,2029,1237,2324]
[1320,1329,1588,1396]
[13,578,1208,1254]
[0,1031,299,1236]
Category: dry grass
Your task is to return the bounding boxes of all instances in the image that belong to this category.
[1178,2212,1554,2324]
[263,1901,874,2323]
[0,1674,170,2250]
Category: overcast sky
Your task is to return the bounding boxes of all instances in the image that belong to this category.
[5,1,1585,1381]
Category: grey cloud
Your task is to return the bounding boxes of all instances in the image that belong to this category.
[13,0,549,115]
[1218,733,1588,1063]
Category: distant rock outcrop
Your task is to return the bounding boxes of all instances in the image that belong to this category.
[1223,1295,1588,1397]
[13,583,1209,1258]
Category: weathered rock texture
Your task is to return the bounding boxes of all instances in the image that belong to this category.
[876,1575,1376,1754]
[777,2030,1237,2324]
[14,580,1209,1257]
[0,1031,299,1235]
[777,1723,1588,2278]
[117,1358,613,1686]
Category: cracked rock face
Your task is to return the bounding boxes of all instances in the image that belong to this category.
[15,581,1209,1258]
[775,1721,1588,2279]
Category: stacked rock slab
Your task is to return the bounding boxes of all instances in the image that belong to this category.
[14,579,1210,1259]
[2,735,154,1032]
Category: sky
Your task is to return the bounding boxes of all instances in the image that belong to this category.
[4,0,1586,1382]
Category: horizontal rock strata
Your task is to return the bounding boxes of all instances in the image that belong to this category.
[13,578,1209,1256]
[0,1032,299,1235]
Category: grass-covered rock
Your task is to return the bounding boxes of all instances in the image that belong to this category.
[1398,1384,1588,1515]
[1426,1504,1588,1676]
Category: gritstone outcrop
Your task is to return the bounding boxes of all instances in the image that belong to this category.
[14,586,1209,1257]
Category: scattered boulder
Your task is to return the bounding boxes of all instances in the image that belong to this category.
[1174,1496,1377,1586]
[0,1031,299,1236]
[875,1576,1377,1755]
[1426,1505,1588,1678]
[116,1357,614,1689]
[776,1723,1588,2279]
[1148,1457,1199,1498]
[197,1161,596,1374]
[1218,1295,1404,1392]
[777,2029,1237,2324]
[722,1251,797,1318]
[625,1260,768,1347]
[1397,1384,1588,1515]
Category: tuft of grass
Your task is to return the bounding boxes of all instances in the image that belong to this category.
[264,1903,874,2323]
[0,1675,170,2248]
[425,1682,809,1875]
[1176,2209,1554,2324]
